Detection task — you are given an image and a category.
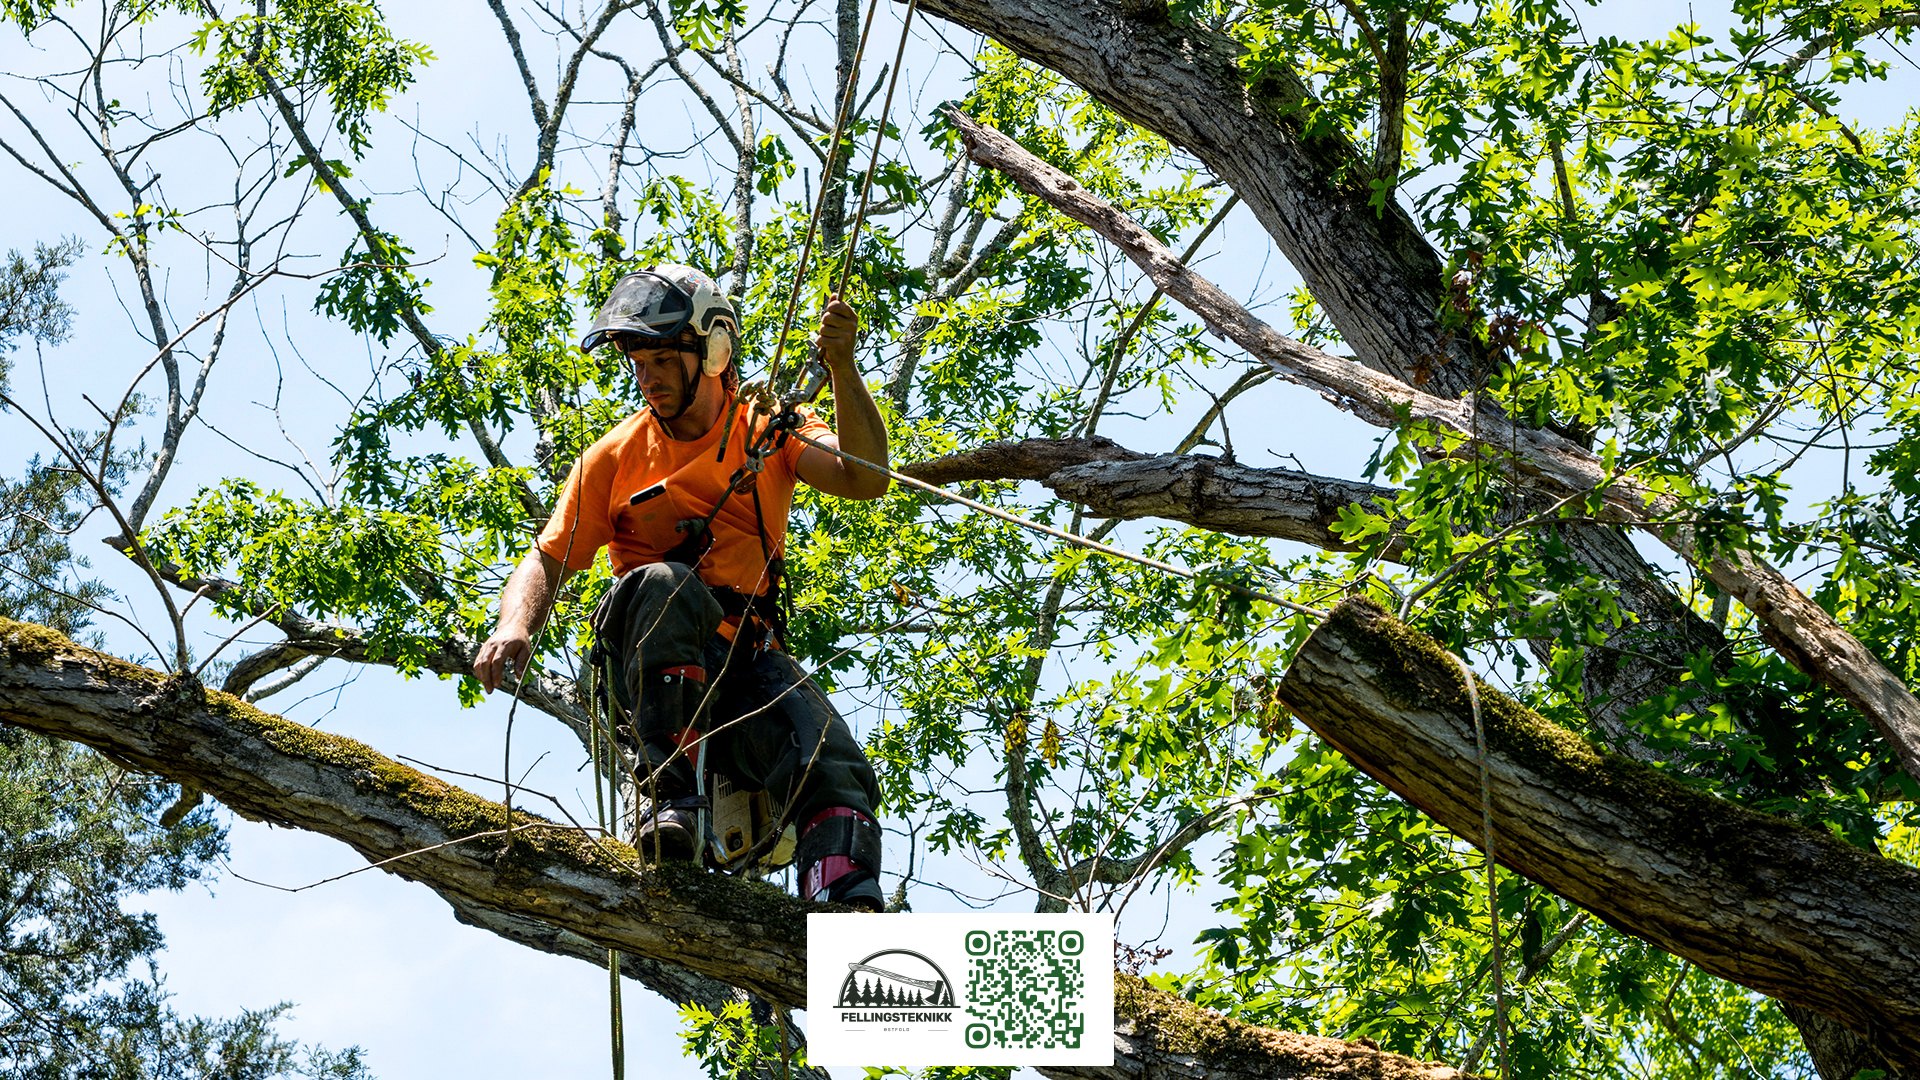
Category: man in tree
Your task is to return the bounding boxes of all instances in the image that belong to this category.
[473,264,889,909]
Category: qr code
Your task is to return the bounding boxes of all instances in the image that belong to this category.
[962,928,1087,1050]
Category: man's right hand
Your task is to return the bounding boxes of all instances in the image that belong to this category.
[476,548,570,694]
[473,631,533,694]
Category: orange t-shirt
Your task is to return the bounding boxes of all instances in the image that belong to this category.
[537,401,832,596]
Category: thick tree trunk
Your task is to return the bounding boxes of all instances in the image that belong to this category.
[917,0,1481,395]
[1051,975,1470,1080]
[0,617,1470,1080]
[1276,598,1920,1072]
[0,618,807,1002]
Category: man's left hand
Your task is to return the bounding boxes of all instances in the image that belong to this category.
[814,294,859,372]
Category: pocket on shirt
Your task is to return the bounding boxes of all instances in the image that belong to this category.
[617,481,696,558]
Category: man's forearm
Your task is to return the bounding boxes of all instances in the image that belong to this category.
[498,548,565,637]
[809,294,890,498]
[474,548,568,693]
[828,358,890,482]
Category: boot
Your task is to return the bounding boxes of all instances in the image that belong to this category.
[635,795,703,862]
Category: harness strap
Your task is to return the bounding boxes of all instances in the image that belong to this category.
[712,582,788,649]
[795,808,883,872]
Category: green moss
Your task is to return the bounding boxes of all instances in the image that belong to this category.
[3,617,817,930]
[1115,974,1466,1078]
[189,695,593,869]
[2,616,123,666]
[1329,598,1606,775]
[1314,598,1920,893]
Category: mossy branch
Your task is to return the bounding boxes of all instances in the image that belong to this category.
[1,615,1479,1080]
[1278,598,1920,1071]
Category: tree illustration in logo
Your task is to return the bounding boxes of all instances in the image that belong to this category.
[837,950,954,1008]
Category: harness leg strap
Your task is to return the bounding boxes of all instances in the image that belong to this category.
[797,807,883,910]
[635,665,709,793]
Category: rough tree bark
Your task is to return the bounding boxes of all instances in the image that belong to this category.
[904,437,1399,554]
[1277,597,1920,1071]
[0,617,1470,1080]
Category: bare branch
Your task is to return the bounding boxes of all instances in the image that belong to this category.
[906,437,1400,555]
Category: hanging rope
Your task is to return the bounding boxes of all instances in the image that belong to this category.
[588,665,628,1080]
[698,1,922,536]
[715,0,914,464]
[831,0,920,301]
[725,0,1317,627]
[760,0,888,399]
[1451,650,1509,1080]
[769,0,922,404]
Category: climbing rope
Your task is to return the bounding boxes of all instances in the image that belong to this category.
[760,0,888,401]
[721,0,1323,624]
[587,665,628,1080]
[765,0,919,403]
[831,0,920,302]
[1450,651,1509,1080]
[714,0,915,466]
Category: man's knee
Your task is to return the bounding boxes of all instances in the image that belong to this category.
[630,559,697,593]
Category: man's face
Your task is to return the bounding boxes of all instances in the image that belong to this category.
[617,333,703,413]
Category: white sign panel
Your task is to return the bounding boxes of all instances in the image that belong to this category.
[806,913,1116,1067]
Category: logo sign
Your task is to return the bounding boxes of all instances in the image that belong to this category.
[807,913,1115,1067]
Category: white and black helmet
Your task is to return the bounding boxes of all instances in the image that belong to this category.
[581,264,738,376]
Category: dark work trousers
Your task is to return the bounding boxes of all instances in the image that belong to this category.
[593,561,879,834]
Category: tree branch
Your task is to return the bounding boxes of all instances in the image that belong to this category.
[905,437,1399,555]
[0,617,1478,1080]
[916,0,1481,393]
[255,72,547,525]
[1276,598,1920,1070]
[910,0,1740,765]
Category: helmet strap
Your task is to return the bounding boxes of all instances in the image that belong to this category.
[662,347,700,423]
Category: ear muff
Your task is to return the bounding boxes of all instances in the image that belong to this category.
[701,320,736,378]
